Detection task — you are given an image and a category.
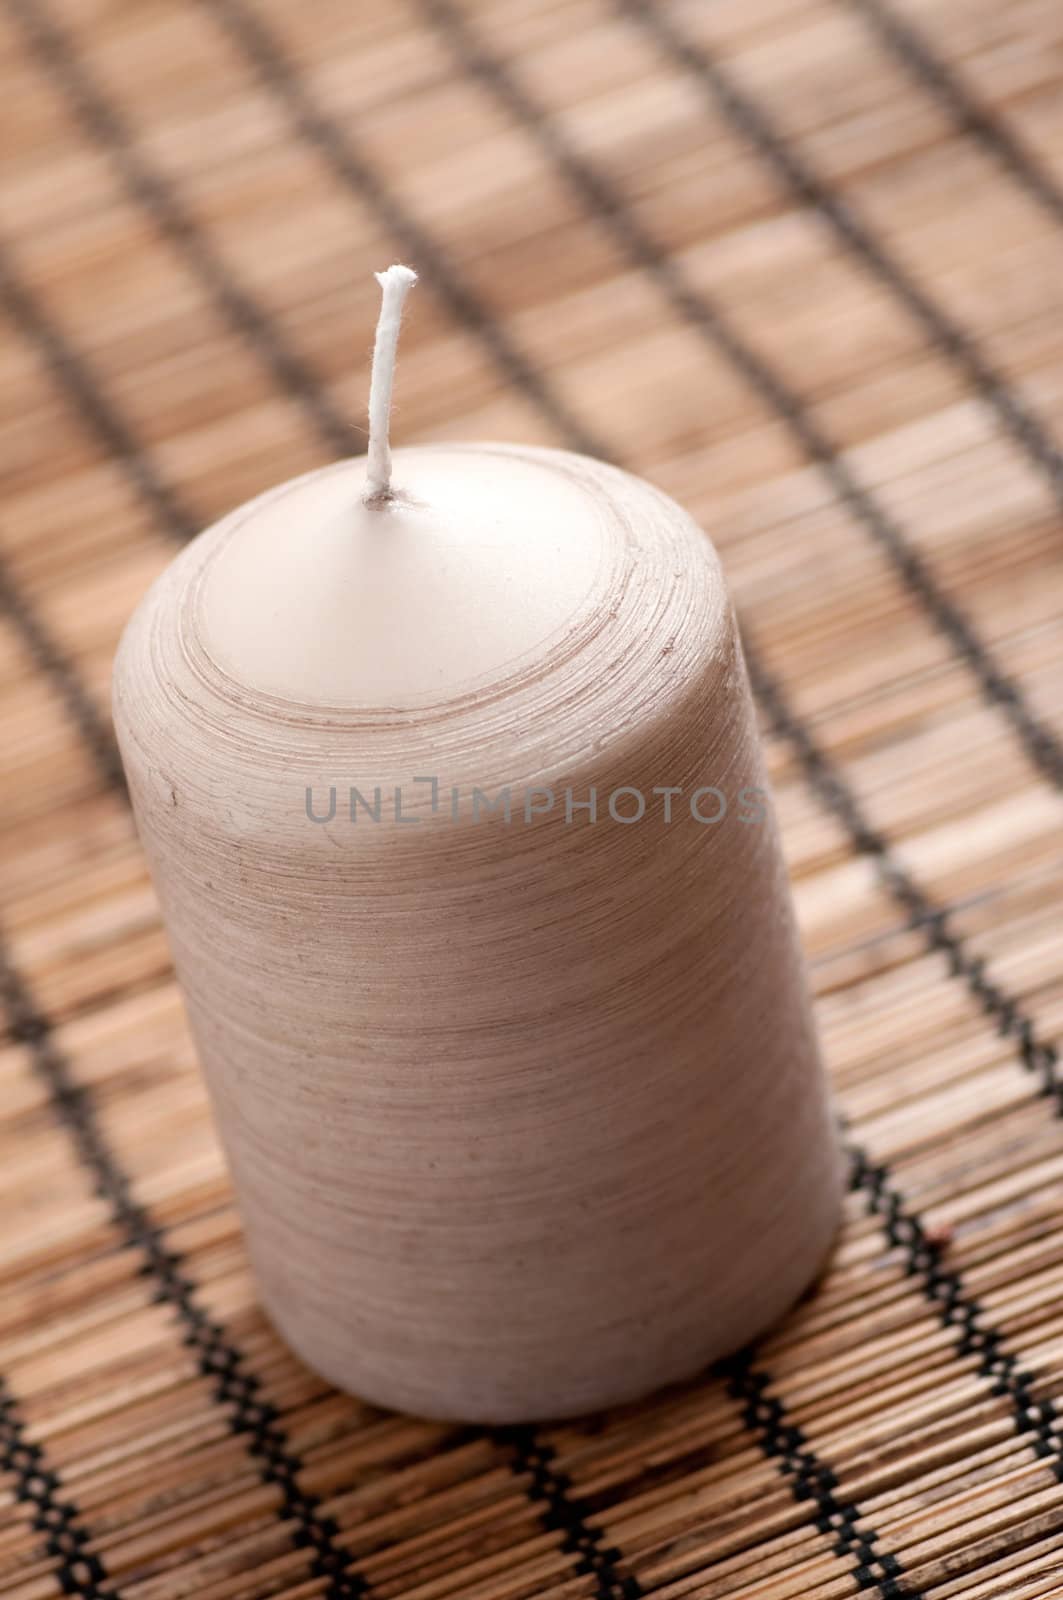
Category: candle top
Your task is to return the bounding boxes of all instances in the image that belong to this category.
[120,440,733,821]
[196,445,610,708]
[183,266,723,730]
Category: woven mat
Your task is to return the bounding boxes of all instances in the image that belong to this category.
[4,0,1063,1595]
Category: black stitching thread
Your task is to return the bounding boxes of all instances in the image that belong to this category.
[847,1146,1063,1477]
[845,0,1063,231]
[0,940,368,1600]
[0,242,199,795]
[619,0,1063,505]
[747,647,1061,1106]
[0,246,199,544]
[0,1378,118,1599]
[0,547,125,794]
[723,1357,909,1596]
[501,1428,643,1599]
[418,0,1063,795]
[6,0,353,460]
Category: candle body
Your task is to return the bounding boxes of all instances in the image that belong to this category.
[113,444,841,1421]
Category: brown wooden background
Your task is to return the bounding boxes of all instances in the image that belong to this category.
[4,0,1063,1595]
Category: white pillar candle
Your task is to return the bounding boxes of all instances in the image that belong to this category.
[113,267,841,1422]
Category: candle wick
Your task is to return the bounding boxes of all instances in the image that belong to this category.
[364,263,418,505]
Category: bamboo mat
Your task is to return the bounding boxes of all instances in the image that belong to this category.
[3,0,1063,1594]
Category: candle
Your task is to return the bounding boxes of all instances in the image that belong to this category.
[113,266,841,1422]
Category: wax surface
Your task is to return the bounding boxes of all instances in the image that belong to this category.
[114,444,842,1423]
[199,447,608,706]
